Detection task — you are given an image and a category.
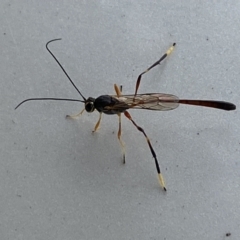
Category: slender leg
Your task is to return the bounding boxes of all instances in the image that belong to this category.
[117,113,126,164]
[66,108,102,133]
[66,108,85,119]
[134,43,176,96]
[124,110,166,191]
[114,84,125,163]
[114,84,122,97]
[92,112,102,133]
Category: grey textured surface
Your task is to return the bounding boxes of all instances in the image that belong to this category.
[1,1,240,239]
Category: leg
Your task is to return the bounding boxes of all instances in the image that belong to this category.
[92,112,102,132]
[114,84,122,97]
[134,43,176,96]
[66,108,102,133]
[124,110,166,191]
[114,84,126,163]
[117,113,125,164]
[66,108,85,119]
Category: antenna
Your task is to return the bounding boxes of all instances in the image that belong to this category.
[15,98,84,110]
[46,39,86,101]
[15,39,87,110]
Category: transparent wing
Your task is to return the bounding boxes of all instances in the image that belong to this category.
[111,93,180,111]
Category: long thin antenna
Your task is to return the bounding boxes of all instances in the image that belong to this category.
[15,98,84,110]
[46,39,86,101]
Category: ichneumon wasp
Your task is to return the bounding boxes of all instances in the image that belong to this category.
[15,39,236,191]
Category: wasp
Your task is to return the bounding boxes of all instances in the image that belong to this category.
[15,39,236,191]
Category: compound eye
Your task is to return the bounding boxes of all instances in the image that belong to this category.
[85,102,94,112]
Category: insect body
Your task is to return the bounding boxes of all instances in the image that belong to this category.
[15,39,236,191]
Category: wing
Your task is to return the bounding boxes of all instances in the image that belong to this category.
[109,93,180,111]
